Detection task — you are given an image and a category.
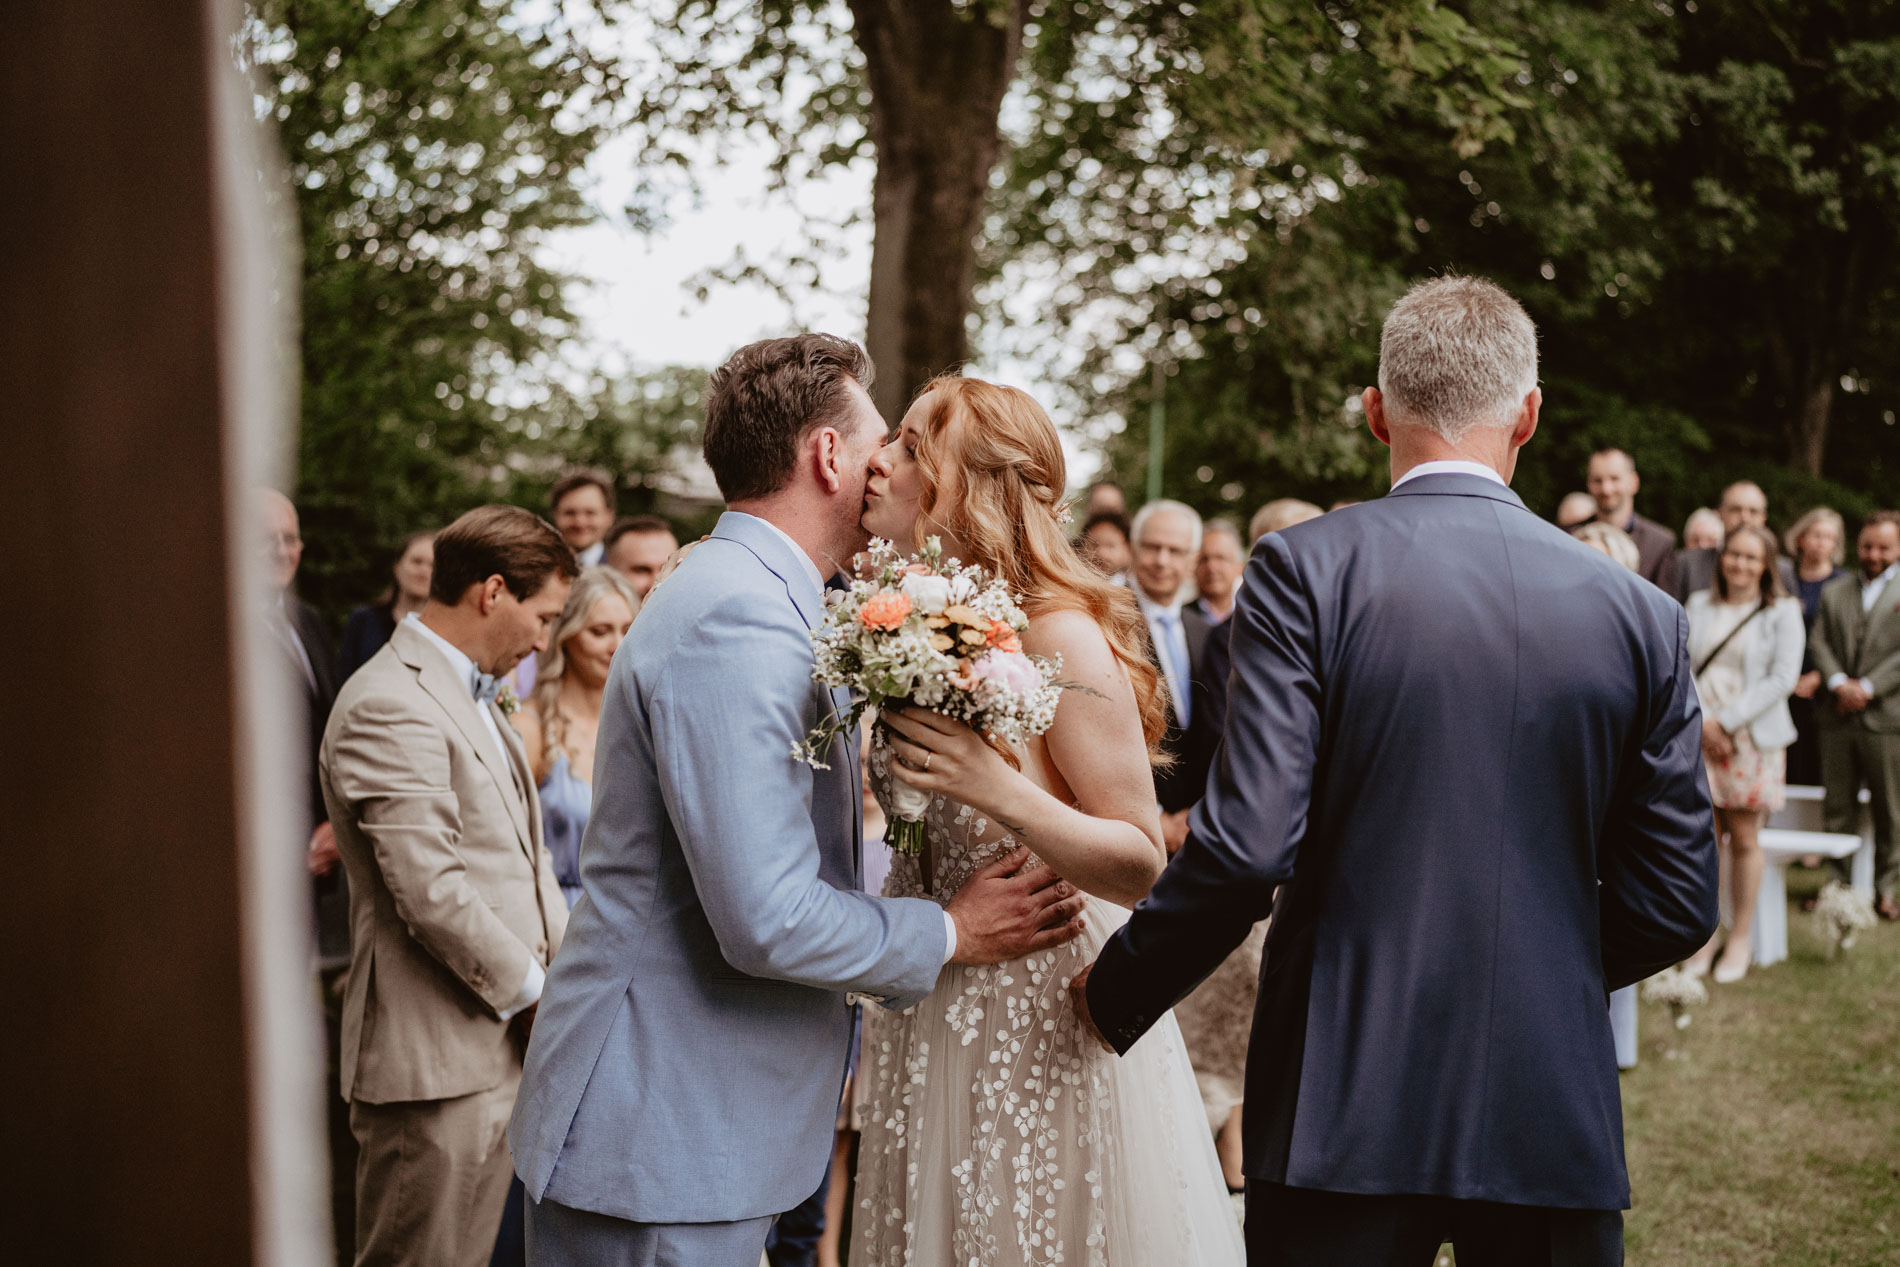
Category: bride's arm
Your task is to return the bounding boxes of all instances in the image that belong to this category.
[880,608,1166,907]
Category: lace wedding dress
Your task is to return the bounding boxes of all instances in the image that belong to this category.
[851,736,1247,1266]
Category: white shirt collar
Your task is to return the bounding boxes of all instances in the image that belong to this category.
[577,540,605,567]
[729,511,827,593]
[1391,459,1510,490]
[1134,587,1184,621]
[1864,562,1900,599]
[405,612,483,695]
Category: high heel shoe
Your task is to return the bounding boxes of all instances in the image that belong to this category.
[1712,954,1749,985]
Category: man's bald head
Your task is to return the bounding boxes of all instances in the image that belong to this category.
[254,489,303,593]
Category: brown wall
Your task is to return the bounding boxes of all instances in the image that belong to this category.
[2,2,299,1260]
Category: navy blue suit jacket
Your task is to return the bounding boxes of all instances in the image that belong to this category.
[1086,473,1718,1210]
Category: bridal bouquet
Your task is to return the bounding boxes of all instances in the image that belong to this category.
[793,537,1064,855]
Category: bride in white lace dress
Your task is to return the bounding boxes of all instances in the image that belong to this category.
[852,376,1245,1266]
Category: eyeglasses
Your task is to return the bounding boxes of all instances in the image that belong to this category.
[263,532,302,549]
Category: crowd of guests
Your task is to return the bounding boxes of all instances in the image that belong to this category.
[262,442,1898,1265]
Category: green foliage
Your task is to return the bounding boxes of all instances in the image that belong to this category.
[245,0,626,622]
[1071,1,1900,532]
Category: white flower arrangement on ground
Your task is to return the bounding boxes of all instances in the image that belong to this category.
[1640,965,1709,1030]
[793,536,1068,855]
[1812,880,1876,955]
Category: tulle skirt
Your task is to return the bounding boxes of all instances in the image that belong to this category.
[850,897,1246,1266]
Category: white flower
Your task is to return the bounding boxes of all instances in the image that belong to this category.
[899,571,953,614]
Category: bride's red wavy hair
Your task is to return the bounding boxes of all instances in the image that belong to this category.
[907,375,1169,755]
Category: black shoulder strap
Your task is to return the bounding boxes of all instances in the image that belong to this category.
[1693,600,1766,678]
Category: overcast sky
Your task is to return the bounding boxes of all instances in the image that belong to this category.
[538,125,1104,484]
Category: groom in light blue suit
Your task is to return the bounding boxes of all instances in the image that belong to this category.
[510,335,1085,1265]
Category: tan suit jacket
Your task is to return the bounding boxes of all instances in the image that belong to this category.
[320,620,568,1104]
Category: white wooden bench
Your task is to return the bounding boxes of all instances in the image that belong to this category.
[1749,827,1866,967]
[1766,785,1875,897]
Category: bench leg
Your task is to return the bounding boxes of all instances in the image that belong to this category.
[1753,859,1789,967]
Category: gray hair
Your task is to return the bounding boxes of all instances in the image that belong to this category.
[1572,521,1640,572]
[1377,275,1538,442]
[1131,499,1203,552]
[1248,498,1323,542]
[1202,518,1244,550]
[1682,507,1724,545]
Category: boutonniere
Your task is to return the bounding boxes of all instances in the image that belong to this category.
[495,683,520,716]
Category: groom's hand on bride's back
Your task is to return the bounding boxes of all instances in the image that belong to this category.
[944,846,1088,965]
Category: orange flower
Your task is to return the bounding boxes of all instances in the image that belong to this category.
[858,591,913,631]
[985,620,1022,653]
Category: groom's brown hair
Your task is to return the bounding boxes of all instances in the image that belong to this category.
[702,334,876,502]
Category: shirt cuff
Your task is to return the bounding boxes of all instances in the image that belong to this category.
[1827,673,1849,693]
[497,957,544,1022]
[1862,678,1876,700]
[941,910,959,966]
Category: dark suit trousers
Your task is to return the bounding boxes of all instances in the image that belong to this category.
[1245,1182,1622,1267]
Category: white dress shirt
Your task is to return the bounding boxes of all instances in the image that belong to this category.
[1825,562,1898,699]
[577,541,605,567]
[727,513,959,964]
[1391,458,1511,490]
[1135,589,1193,728]
[404,613,543,1016]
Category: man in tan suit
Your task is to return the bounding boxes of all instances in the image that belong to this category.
[321,504,578,1266]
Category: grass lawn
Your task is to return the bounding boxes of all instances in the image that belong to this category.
[1616,866,1900,1265]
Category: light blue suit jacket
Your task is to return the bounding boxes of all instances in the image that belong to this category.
[509,512,948,1223]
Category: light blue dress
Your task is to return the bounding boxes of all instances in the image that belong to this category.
[539,751,591,909]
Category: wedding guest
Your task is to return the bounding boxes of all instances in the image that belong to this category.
[1682,507,1724,552]
[1131,499,1212,817]
[1194,519,1245,625]
[1086,478,1127,517]
[337,530,435,682]
[1585,448,1677,590]
[1682,524,1804,982]
[1785,508,1850,786]
[601,514,678,599]
[1572,521,1640,572]
[1675,480,1796,600]
[1248,497,1321,544]
[1810,511,1900,919]
[550,468,616,566]
[514,566,640,908]
[320,504,575,1267]
[1556,491,1599,531]
[1079,509,1133,579]
[256,488,354,1254]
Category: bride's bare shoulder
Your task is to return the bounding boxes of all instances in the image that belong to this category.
[1023,607,1129,694]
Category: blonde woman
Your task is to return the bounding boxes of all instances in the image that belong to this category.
[1572,520,1641,572]
[854,376,1244,1266]
[512,565,639,908]
[1683,524,1805,982]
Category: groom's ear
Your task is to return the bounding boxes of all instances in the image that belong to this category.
[812,426,846,495]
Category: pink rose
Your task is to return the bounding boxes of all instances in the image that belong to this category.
[967,649,1042,696]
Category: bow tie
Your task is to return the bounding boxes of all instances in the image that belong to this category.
[473,672,501,706]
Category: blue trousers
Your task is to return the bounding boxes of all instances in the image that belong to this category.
[524,1194,774,1267]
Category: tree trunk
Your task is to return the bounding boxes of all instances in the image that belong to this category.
[849,0,1026,420]
[1789,374,1833,477]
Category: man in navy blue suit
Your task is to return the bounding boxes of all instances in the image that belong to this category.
[1073,275,1718,1266]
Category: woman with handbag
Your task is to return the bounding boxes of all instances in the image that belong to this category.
[1683,523,1806,982]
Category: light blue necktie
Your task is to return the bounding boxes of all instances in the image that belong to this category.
[472,671,500,706]
[1153,610,1191,727]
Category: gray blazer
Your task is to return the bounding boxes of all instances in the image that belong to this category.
[509,511,948,1224]
[1685,592,1805,750]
